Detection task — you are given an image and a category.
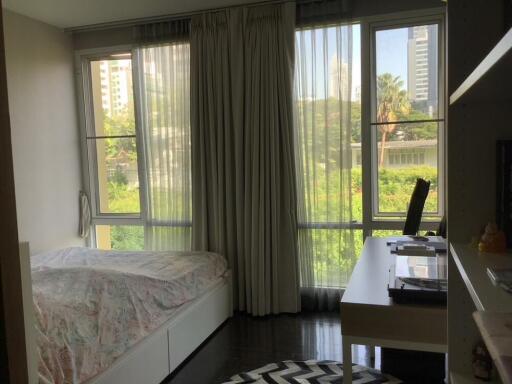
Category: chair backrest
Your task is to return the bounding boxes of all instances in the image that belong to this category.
[403,178,431,236]
[437,215,447,238]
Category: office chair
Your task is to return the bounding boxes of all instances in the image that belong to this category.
[403,178,430,236]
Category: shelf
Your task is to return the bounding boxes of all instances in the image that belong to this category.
[450,370,501,384]
[450,27,512,105]
[450,243,512,312]
[473,312,512,384]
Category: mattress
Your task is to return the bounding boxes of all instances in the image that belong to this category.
[31,247,228,384]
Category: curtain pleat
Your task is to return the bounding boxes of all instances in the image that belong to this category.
[138,43,192,251]
[294,24,356,310]
[296,0,353,27]
[135,19,190,44]
[191,3,300,316]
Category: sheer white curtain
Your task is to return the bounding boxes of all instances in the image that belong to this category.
[294,24,357,310]
[138,43,192,251]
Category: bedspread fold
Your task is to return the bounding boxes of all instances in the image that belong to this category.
[31,247,227,384]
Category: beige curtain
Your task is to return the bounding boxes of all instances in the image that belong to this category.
[191,3,299,316]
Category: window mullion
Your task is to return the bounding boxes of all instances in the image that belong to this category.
[360,20,373,240]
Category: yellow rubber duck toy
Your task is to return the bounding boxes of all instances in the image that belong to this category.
[478,222,507,253]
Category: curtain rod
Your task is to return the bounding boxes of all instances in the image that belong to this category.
[66,0,345,33]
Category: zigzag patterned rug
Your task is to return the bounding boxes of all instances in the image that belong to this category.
[223,360,402,384]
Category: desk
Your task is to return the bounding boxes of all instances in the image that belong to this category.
[340,237,447,383]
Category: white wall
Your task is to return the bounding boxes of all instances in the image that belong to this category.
[3,10,84,254]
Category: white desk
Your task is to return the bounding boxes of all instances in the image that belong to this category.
[340,237,447,383]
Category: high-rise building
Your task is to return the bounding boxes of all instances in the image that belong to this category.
[354,85,361,102]
[99,60,132,117]
[329,55,350,100]
[407,25,438,116]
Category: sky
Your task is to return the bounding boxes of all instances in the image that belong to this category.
[353,25,410,97]
[375,27,409,89]
[295,24,411,100]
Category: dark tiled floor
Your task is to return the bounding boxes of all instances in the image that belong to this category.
[163,312,378,384]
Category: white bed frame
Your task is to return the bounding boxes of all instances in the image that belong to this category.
[20,243,233,384]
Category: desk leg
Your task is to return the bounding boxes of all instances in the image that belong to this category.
[343,337,352,384]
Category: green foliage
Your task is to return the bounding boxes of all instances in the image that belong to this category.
[376,73,411,124]
[102,106,136,136]
[101,74,439,288]
[378,166,438,213]
[302,229,364,287]
[302,165,438,287]
[105,166,438,286]
[110,226,144,251]
[107,181,140,213]
[102,107,137,161]
[110,167,128,185]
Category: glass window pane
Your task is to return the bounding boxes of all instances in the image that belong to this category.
[92,137,140,214]
[295,24,362,224]
[90,57,136,136]
[375,122,439,216]
[375,24,439,121]
[96,225,144,250]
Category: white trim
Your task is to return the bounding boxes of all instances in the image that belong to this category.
[74,51,93,247]
[92,217,144,226]
[369,219,439,232]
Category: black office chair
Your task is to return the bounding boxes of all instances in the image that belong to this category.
[403,178,430,236]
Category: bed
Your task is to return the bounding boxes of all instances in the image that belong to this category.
[28,247,232,384]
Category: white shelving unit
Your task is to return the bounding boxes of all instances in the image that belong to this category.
[450,27,512,105]
[449,243,512,383]
[447,1,512,383]
[450,244,512,312]
[451,371,501,384]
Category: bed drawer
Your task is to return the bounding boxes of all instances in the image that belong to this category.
[168,281,231,371]
[92,326,169,384]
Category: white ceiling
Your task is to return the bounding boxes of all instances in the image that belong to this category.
[3,0,270,29]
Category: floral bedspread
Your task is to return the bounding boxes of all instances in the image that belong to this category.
[31,247,228,384]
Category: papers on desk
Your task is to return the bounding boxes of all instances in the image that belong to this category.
[388,251,448,303]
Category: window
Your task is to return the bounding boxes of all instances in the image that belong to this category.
[87,55,141,217]
[294,23,363,288]
[294,14,445,289]
[79,43,192,251]
[371,21,444,220]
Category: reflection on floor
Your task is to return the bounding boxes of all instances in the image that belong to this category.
[163,311,380,384]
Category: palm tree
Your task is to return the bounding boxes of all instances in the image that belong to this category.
[376,74,411,166]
